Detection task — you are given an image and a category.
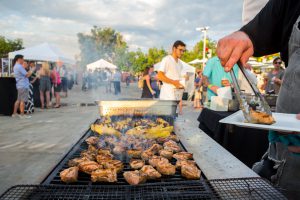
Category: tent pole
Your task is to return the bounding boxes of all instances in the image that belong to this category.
[8,58,11,76]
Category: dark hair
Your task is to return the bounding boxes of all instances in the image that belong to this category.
[13,54,24,66]
[172,40,186,48]
[273,57,282,64]
[28,61,35,65]
[143,67,151,76]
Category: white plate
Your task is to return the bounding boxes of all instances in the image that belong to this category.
[219,110,300,132]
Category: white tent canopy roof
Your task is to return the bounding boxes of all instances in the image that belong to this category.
[86,59,117,71]
[188,58,207,64]
[8,43,75,64]
[154,59,196,74]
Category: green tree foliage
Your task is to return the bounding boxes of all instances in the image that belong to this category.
[0,36,23,57]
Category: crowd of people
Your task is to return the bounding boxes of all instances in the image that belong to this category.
[11,54,77,118]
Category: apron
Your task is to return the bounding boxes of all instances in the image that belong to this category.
[267,15,300,199]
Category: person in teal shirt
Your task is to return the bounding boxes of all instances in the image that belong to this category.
[203,56,239,101]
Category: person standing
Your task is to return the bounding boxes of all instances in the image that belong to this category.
[157,40,185,100]
[217,0,300,198]
[59,65,68,97]
[38,62,51,109]
[24,61,36,114]
[150,71,160,98]
[265,57,284,94]
[12,55,35,119]
[113,69,122,95]
[141,66,155,98]
[194,71,203,109]
[51,66,62,108]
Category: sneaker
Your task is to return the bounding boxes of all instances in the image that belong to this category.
[18,115,32,119]
[11,114,18,118]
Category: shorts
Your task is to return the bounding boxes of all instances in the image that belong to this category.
[17,88,29,102]
[61,77,68,92]
[54,83,62,93]
[195,89,202,99]
[39,76,51,92]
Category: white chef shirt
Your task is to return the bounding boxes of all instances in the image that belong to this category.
[158,55,183,100]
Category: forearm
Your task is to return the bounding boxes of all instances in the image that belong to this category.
[146,78,154,93]
[157,72,176,85]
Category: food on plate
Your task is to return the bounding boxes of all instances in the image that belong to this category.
[123,170,147,185]
[140,165,161,179]
[249,110,275,125]
[148,156,169,168]
[163,140,181,153]
[181,164,201,179]
[173,152,193,160]
[91,168,117,182]
[159,149,173,160]
[141,150,154,161]
[127,149,142,158]
[102,160,124,173]
[60,167,79,183]
[129,159,145,169]
[175,160,196,169]
[91,124,121,137]
[156,161,176,176]
[85,136,99,145]
[78,161,102,174]
[68,157,90,167]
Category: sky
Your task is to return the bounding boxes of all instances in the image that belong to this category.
[0,0,243,59]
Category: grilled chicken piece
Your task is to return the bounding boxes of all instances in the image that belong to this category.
[129,159,145,169]
[85,136,99,145]
[148,156,169,168]
[91,168,117,182]
[96,153,114,163]
[141,150,154,161]
[78,161,102,174]
[159,149,173,160]
[123,170,147,185]
[181,164,201,179]
[88,145,98,154]
[163,140,181,153]
[173,152,193,160]
[80,150,96,161]
[102,160,124,173]
[175,160,196,169]
[68,157,90,167]
[168,134,179,142]
[140,165,161,179]
[148,144,163,154]
[127,149,142,158]
[98,149,111,155]
[113,145,126,155]
[60,167,79,183]
[156,161,176,176]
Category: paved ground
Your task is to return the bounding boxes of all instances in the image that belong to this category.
[0,83,141,194]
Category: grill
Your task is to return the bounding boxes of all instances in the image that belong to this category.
[41,115,203,185]
[0,178,286,200]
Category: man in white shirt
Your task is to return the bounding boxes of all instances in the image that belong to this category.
[158,40,186,100]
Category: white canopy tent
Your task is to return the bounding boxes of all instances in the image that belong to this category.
[188,58,207,65]
[154,60,196,97]
[86,59,117,72]
[8,43,75,64]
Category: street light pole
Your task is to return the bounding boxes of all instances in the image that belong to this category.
[196,26,209,68]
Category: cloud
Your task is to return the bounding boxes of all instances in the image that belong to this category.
[0,0,242,59]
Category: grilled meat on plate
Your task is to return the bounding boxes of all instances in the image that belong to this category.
[173,152,193,160]
[123,170,147,185]
[159,149,173,160]
[140,165,161,179]
[156,161,176,176]
[68,157,90,167]
[78,161,101,174]
[148,156,169,168]
[60,167,79,183]
[91,168,117,182]
[129,159,145,169]
[181,164,201,180]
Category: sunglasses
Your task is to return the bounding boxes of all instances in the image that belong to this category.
[275,62,282,64]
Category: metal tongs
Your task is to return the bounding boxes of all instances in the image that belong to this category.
[229,62,272,122]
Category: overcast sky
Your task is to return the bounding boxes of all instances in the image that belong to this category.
[0,0,243,59]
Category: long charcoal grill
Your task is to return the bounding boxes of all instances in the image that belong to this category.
[0,100,287,199]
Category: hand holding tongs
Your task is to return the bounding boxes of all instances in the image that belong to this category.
[229,62,272,122]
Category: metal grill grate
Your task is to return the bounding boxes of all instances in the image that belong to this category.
[0,178,287,200]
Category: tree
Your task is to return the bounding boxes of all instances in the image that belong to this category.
[77,26,127,69]
[0,36,23,58]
